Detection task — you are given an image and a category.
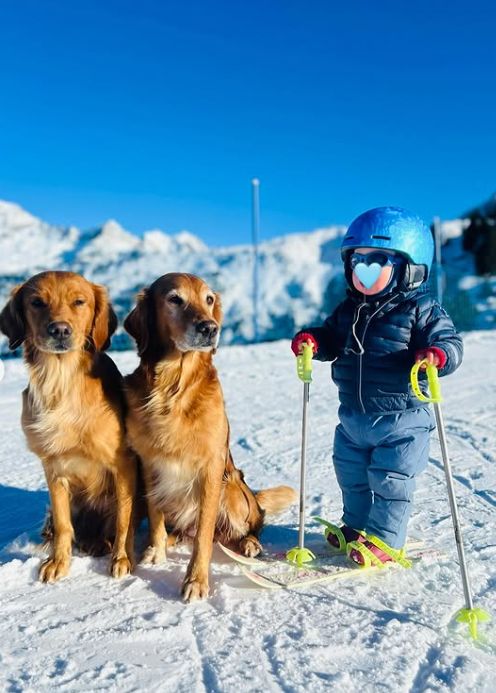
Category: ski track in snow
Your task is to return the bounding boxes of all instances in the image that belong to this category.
[0,332,495,692]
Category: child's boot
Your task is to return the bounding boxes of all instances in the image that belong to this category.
[317,519,362,552]
[347,535,411,568]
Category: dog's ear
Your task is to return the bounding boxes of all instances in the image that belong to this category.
[212,292,223,326]
[91,284,118,352]
[124,289,151,357]
[0,284,26,350]
[210,292,223,355]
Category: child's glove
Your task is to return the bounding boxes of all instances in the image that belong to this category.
[415,347,447,370]
[291,332,318,356]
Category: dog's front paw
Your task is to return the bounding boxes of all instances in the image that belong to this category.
[110,555,133,578]
[182,575,209,602]
[141,545,166,565]
[239,536,262,557]
[39,557,70,583]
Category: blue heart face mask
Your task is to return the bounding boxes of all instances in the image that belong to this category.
[353,262,383,289]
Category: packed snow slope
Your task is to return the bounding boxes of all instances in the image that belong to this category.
[1,332,495,692]
[0,199,494,356]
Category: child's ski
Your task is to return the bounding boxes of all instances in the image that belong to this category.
[218,541,445,590]
[218,538,425,567]
[239,546,445,590]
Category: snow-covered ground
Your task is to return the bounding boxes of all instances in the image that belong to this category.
[1,333,495,692]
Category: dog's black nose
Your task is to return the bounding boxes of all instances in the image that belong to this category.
[196,321,218,339]
[47,321,73,340]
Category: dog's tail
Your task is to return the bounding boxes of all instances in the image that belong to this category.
[255,486,298,515]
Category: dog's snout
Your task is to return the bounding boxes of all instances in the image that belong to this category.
[47,321,73,340]
[196,321,218,339]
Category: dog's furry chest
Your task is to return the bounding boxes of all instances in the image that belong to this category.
[148,458,201,532]
[23,387,120,462]
[128,394,228,466]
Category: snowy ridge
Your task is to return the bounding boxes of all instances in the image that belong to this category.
[0,201,79,276]
[0,200,494,355]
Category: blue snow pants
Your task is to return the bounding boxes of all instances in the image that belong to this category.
[332,404,434,549]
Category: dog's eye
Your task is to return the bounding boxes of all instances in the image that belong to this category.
[31,297,46,308]
[206,295,214,306]
[168,294,183,305]
[73,298,86,306]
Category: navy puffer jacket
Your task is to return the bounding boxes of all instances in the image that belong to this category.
[303,286,463,414]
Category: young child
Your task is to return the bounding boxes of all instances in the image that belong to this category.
[291,206,463,567]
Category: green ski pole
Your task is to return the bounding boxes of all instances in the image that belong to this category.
[287,341,316,567]
[411,360,491,641]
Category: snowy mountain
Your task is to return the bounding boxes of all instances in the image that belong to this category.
[0,200,494,354]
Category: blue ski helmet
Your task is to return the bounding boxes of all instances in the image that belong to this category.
[341,207,434,289]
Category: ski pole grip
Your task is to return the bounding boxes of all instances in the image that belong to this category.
[410,360,442,403]
[426,362,442,402]
[296,342,314,383]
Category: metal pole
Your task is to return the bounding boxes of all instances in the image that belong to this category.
[251,178,260,343]
[433,216,443,304]
[298,381,310,549]
[433,401,474,610]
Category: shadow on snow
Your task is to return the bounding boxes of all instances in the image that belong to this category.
[0,484,48,554]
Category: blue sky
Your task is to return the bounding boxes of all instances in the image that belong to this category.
[0,0,495,245]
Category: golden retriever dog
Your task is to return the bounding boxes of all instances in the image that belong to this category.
[0,271,136,582]
[124,273,296,601]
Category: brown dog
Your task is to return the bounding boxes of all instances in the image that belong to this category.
[0,271,136,582]
[124,273,296,601]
